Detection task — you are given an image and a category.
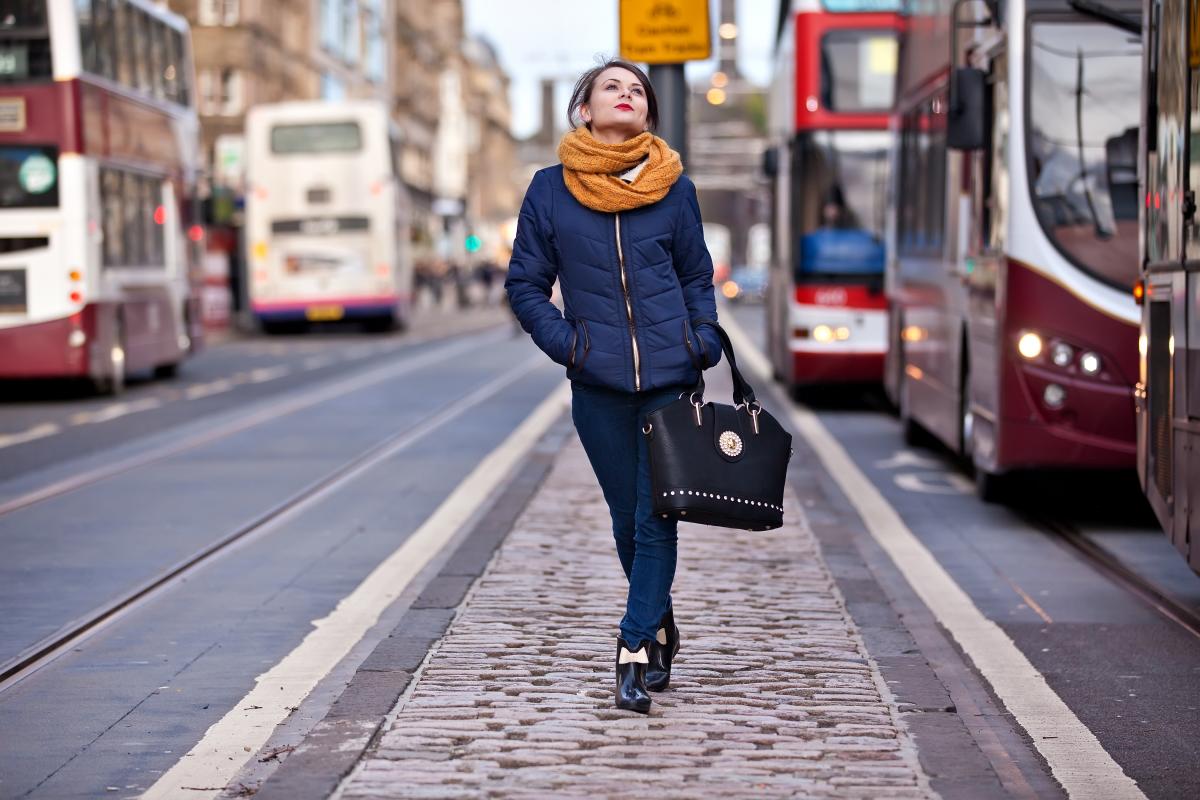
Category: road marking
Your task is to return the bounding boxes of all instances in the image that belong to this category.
[184,378,236,400]
[141,375,570,800]
[69,397,164,426]
[893,471,974,495]
[720,312,1145,800]
[247,365,290,383]
[0,423,61,450]
[0,330,509,517]
[302,355,336,371]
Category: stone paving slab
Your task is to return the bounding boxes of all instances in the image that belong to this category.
[337,435,935,799]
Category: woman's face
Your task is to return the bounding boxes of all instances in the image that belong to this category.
[582,67,649,141]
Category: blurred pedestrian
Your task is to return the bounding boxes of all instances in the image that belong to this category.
[505,59,721,714]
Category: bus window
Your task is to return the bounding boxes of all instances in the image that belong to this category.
[171,30,191,106]
[270,122,363,154]
[0,1,51,82]
[133,9,153,93]
[101,168,124,267]
[115,1,136,88]
[149,16,167,100]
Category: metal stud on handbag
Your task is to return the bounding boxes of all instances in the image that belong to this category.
[643,322,792,531]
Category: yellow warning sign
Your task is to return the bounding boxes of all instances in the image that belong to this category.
[620,0,712,65]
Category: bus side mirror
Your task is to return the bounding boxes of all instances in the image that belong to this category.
[947,67,986,151]
[762,146,778,178]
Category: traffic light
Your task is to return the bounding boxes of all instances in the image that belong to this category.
[465,234,482,253]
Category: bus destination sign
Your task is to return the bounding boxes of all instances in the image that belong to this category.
[620,0,711,65]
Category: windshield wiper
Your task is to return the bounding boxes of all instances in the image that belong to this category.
[1068,0,1141,34]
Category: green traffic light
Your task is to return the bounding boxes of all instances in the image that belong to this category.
[465,234,482,252]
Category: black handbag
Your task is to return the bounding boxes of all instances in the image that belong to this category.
[643,322,792,531]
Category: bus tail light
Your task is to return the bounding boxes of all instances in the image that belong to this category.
[1133,280,1145,305]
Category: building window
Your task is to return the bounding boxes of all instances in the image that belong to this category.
[199,67,243,116]
[320,71,346,100]
[320,0,340,53]
[198,0,239,27]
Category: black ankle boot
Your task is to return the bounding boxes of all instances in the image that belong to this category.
[645,607,680,692]
[615,638,652,714]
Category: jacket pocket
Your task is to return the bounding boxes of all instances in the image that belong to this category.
[568,319,591,372]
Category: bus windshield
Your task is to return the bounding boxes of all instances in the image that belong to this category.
[1027,21,1141,290]
[270,122,363,154]
[793,130,889,282]
[820,30,897,113]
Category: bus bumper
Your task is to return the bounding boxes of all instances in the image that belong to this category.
[0,313,89,378]
[791,348,885,385]
[252,296,398,323]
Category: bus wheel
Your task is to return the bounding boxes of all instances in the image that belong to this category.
[94,317,127,396]
[364,313,396,334]
[975,468,1008,504]
[154,362,179,379]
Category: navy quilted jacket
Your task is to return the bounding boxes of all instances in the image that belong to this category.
[504,165,721,393]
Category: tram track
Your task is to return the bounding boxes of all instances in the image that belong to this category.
[1033,515,1200,642]
[0,324,510,519]
[0,350,547,694]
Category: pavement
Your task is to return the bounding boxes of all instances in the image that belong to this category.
[259,428,936,798]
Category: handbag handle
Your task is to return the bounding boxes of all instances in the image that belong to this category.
[691,321,758,408]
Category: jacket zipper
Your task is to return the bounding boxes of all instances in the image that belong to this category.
[615,213,641,391]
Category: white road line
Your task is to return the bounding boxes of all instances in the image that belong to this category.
[141,376,570,800]
[68,397,164,426]
[247,365,291,383]
[0,423,61,450]
[720,312,1145,800]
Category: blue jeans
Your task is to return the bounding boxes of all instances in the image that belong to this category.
[570,381,686,646]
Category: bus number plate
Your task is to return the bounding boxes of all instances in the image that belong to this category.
[305,305,344,322]
[0,268,27,313]
[0,97,25,132]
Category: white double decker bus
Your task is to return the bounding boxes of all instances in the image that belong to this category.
[0,0,202,393]
[244,100,412,332]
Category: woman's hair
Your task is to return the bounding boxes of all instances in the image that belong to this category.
[566,59,659,132]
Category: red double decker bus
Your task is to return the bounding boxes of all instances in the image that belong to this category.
[764,0,901,392]
[886,0,1141,499]
[0,0,203,393]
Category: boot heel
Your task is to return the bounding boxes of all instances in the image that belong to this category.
[645,608,680,692]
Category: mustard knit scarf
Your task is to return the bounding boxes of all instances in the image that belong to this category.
[557,127,683,213]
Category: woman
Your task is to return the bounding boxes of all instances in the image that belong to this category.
[505,60,721,714]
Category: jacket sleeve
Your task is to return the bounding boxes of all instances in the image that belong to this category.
[672,177,722,368]
[504,170,574,366]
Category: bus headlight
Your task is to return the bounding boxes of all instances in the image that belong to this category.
[1017,331,1043,360]
[68,329,86,348]
[812,324,834,343]
[1051,342,1073,367]
[1079,351,1102,376]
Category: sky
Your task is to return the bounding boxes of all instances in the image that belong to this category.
[462,0,779,139]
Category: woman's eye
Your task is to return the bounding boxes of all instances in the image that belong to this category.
[632,88,644,95]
